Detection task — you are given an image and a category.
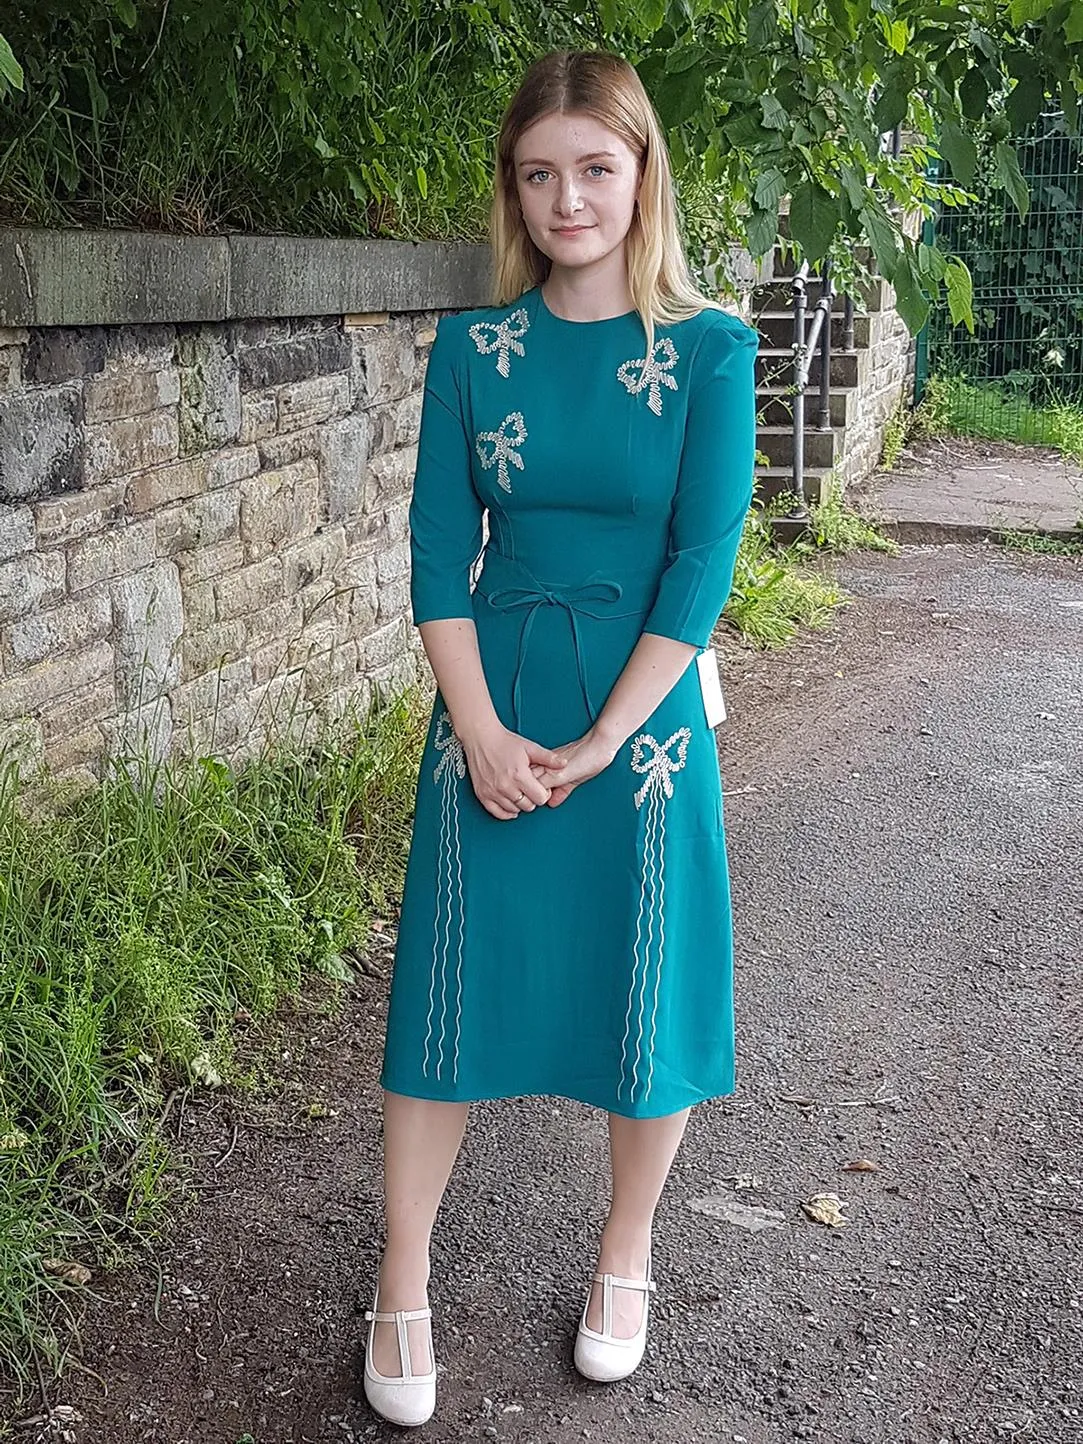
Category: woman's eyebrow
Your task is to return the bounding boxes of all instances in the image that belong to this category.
[517,150,619,166]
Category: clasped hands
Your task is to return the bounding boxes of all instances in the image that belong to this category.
[460,720,619,821]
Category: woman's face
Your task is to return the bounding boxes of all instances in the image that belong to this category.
[512,110,641,274]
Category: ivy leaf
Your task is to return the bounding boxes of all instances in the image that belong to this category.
[416,166,428,199]
[755,166,788,208]
[600,0,621,28]
[958,66,990,121]
[841,164,871,213]
[860,200,902,282]
[1006,74,1046,129]
[1068,4,1083,41]
[113,0,137,26]
[938,118,978,186]
[917,240,948,282]
[748,0,779,49]
[877,14,910,53]
[666,45,707,73]
[760,93,788,129]
[874,76,910,131]
[656,62,705,127]
[944,257,974,330]
[788,180,837,261]
[994,140,1030,216]
[890,254,930,334]
[634,0,667,28]
[746,202,780,257]
[0,35,24,90]
[1008,0,1053,23]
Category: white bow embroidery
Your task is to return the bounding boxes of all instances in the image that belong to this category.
[631,727,691,809]
[433,712,466,783]
[475,411,527,493]
[469,308,530,378]
[617,338,680,416]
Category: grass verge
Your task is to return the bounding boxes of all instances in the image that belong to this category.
[0,689,427,1418]
[914,376,1083,464]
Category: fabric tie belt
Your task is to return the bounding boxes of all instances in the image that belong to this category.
[478,554,654,733]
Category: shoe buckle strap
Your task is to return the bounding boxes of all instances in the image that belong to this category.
[396,1311,412,1381]
[365,1306,433,1324]
[592,1272,657,1293]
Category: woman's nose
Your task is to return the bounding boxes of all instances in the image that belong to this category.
[555,180,584,216]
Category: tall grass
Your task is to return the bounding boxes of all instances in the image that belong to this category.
[0,691,426,1411]
[915,375,1083,463]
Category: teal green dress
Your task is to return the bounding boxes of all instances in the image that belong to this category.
[379,284,758,1119]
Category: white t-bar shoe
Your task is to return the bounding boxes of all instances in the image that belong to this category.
[363,1289,437,1427]
[574,1257,657,1383]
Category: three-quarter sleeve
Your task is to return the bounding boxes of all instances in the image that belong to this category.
[408,315,485,625]
[641,314,758,649]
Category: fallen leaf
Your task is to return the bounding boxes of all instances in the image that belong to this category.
[801,1192,849,1227]
[841,1159,879,1173]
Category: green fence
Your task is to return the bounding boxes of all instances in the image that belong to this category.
[917,112,1083,450]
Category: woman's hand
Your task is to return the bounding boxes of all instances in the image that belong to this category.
[459,721,568,821]
[530,727,620,807]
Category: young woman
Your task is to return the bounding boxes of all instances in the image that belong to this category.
[364,48,758,1427]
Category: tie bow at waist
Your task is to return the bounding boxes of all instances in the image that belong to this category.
[478,559,653,732]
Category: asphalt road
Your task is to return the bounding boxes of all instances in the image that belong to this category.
[53,540,1082,1444]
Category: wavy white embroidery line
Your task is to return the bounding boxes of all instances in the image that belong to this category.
[468,307,529,377]
[617,338,680,417]
[424,712,467,1083]
[475,411,527,493]
[619,727,691,1106]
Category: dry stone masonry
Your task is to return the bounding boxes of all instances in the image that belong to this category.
[0,312,435,779]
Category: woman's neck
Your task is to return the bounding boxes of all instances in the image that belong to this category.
[541,250,634,322]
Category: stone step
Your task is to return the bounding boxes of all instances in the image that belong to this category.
[756,424,839,469]
[755,464,832,506]
[753,277,886,313]
[756,347,861,390]
[754,310,871,351]
[756,386,854,428]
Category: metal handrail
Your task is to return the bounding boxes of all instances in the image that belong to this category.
[788,259,835,515]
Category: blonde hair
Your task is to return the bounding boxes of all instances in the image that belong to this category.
[490,49,721,352]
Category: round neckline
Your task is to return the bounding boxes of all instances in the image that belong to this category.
[535,286,637,327]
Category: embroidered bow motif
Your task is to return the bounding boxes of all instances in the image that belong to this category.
[475,411,527,493]
[616,338,680,416]
[433,711,466,783]
[631,727,691,809]
[468,307,529,378]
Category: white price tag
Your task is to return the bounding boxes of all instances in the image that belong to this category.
[696,646,727,728]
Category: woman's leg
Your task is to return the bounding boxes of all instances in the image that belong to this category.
[586,1108,692,1335]
[371,1091,470,1376]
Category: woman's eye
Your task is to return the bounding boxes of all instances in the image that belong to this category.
[527,169,551,184]
[587,165,609,178]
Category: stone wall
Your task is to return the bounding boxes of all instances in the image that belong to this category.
[0,310,439,779]
[836,286,917,488]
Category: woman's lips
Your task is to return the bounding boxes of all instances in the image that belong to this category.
[553,225,592,236]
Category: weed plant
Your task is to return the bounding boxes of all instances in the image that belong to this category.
[0,690,426,1408]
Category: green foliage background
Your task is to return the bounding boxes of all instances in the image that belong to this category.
[1,1,1083,331]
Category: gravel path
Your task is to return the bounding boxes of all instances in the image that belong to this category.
[30,540,1083,1444]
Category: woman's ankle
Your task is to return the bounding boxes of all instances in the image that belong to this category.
[378,1247,432,1300]
[598,1220,652,1275]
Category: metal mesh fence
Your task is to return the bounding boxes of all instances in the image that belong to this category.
[919,112,1083,447]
